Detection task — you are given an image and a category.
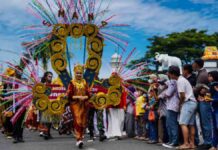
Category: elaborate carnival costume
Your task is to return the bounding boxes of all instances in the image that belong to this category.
[25,104,38,130]
[0,83,3,128]
[88,78,107,141]
[1,68,15,138]
[106,73,127,139]
[38,72,53,140]
[67,64,90,148]
[3,67,28,143]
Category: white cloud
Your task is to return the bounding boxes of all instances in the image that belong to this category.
[189,0,216,4]
[0,0,34,62]
[0,0,28,10]
[0,0,217,34]
[0,0,218,76]
[106,0,218,34]
[0,0,217,36]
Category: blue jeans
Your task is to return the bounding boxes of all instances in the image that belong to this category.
[194,121,200,145]
[212,109,218,147]
[199,102,212,145]
[166,110,179,145]
[160,116,169,143]
[136,116,144,137]
[148,111,158,141]
[149,121,158,141]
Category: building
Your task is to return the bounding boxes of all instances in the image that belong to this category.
[110,53,122,72]
[202,46,218,72]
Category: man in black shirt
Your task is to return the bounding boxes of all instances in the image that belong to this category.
[182,64,196,87]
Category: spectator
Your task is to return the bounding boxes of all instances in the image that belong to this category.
[135,88,146,140]
[160,79,180,148]
[183,64,199,145]
[182,64,196,87]
[147,76,159,144]
[208,71,218,150]
[125,85,136,138]
[157,75,169,144]
[192,59,208,87]
[168,66,197,149]
[193,59,212,149]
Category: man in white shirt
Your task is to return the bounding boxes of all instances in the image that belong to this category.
[168,66,197,149]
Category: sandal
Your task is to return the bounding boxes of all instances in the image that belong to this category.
[176,144,191,150]
[209,147,217,150]
[189,145,196,149]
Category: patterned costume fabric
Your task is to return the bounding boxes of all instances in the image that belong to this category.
[88,108,104,136]
[88,83,108,136]
[58,106,73,135]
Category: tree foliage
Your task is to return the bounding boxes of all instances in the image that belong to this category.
[146,29,218,63]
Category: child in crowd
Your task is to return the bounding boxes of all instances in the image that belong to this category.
[147,74,159,144]
[135,88,147,140]
[197,85,210,102]
[146,89,159,144]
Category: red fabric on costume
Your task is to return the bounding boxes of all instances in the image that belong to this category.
[91,84,108,94]
[110,90,127,109]
[67,80,90,141]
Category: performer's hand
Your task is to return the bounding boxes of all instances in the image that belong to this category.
[73,96,88,100]
[81,96,88,101]
[73,96,83,100]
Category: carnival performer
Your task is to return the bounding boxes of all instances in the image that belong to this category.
[106,73,127,140]
[58,103,73,135]
[53,77,72,135]
[1,68,16,139]
[38,71,53,139]
[12,69,28,144]
[25,104,38,131]
[0,82,3,129]
[67,64,90,148]
[88,76,107,142]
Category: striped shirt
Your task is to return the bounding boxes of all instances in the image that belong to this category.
[159,80,180,112]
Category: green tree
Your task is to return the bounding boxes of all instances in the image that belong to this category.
[146,29,218,63]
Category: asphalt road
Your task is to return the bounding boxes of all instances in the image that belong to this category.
[0,129,168,150]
